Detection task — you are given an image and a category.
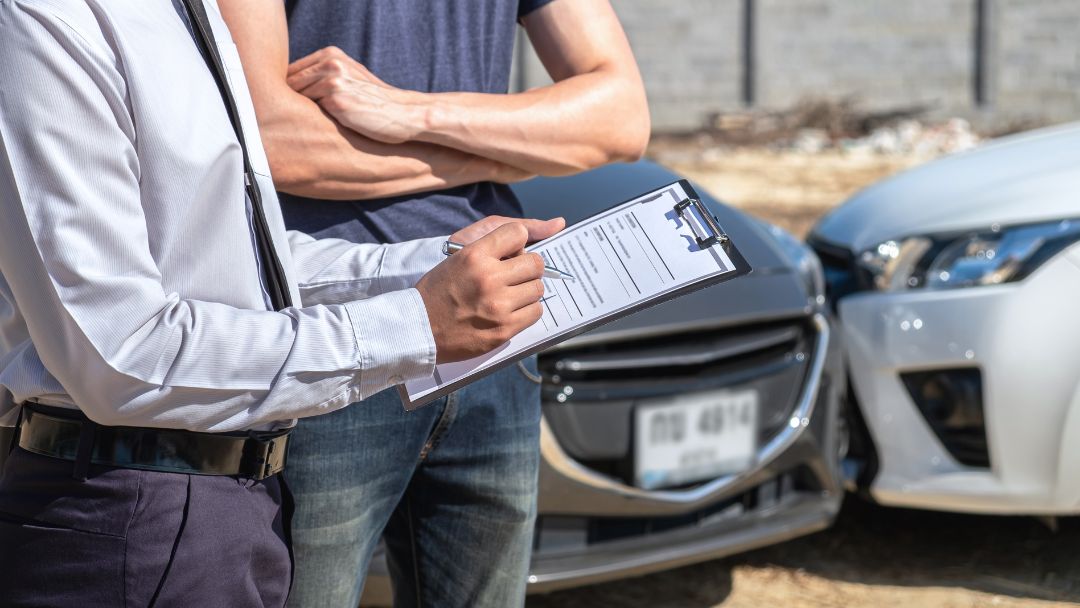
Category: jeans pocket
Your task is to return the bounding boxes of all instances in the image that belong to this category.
[515,357,542,385]
[511,356,543,426]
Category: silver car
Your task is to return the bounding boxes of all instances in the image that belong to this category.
[809,122,1080,515]
[362,160,845,603]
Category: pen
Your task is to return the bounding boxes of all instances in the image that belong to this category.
[442,241,575,281]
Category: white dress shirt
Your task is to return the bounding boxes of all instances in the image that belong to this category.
[0,0,443,431]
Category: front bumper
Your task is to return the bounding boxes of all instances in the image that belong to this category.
[360,314,843,604]
[825,242,1080,514]
[528,488,834,593]
[526,313,842,592]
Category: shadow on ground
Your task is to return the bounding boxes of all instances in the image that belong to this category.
[527,497,1080,607]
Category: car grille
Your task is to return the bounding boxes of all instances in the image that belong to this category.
[538,318,816,488]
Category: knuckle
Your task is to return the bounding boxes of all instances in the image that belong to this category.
[510,222,529,241]
[459,247,481,265]
[326,58,348,75]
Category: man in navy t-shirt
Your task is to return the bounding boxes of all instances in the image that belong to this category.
[219,1,648,605]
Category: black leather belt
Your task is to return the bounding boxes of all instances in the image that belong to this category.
[14,404,289,480]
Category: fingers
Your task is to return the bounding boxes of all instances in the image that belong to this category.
[470,222,530,259]
[286,66,329,96]
[286,48,384,94]
[292,76,340,102]
[286,49,328,77]
[451,216,564,248]
[506,302,545,334]
[500,252,546,285]
[286,45,349,76]
[288,64,357,98]
[501,279,546,312]
[521,217,566,243]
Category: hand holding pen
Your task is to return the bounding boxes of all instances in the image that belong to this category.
[415,218,567,363]
[444,215,572,280]
[442,241,574,280]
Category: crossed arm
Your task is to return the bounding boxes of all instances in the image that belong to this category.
[218,0,650,200]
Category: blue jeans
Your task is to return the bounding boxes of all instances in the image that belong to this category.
[285,358,542,608]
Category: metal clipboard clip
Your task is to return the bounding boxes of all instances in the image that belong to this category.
[674,198,729,249]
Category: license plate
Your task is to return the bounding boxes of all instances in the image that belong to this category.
[634,389,758,490]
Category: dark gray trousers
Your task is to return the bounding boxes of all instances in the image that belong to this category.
[0,447,293,607]
[0,425,13,471]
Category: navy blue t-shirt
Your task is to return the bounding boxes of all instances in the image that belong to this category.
[281,0,553,244]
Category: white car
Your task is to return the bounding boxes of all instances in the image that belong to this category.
[808,122,1080,515]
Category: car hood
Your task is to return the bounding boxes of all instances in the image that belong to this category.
[511,161,809,342]
[811,122,1080,253]
[511,160,791,273]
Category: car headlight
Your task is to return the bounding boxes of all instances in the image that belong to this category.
[759,221,826,306]
[858,219,1080,292]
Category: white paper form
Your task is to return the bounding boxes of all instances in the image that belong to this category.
[401,181,745,409]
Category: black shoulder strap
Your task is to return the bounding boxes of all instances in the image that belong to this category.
[181,0,293,311]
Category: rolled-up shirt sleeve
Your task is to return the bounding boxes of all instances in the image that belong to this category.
[286,231,445,306]
[0,4,435,431]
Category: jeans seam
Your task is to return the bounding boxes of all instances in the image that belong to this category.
[418,393,457,462]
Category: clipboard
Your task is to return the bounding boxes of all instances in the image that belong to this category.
[399,179,752,410]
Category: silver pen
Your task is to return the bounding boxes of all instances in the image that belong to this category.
[442,241,575,281]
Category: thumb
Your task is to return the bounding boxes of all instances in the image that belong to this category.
[522,217,566,244]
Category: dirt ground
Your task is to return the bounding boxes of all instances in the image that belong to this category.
[527,146,1080,608]
[528,498,1080,608]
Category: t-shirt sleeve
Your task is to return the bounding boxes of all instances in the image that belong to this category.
[518,0,557,20]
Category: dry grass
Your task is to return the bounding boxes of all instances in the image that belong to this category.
[651,147,928,237]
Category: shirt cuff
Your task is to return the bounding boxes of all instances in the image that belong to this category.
[344,288,437,395]
[377,236,447,292]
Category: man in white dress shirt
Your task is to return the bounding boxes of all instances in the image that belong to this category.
[0,1,562,605]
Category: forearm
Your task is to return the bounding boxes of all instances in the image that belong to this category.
[411,67,649,176]
[218,0,530,201]
[294,0,650,176]
[260,94,528,200]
